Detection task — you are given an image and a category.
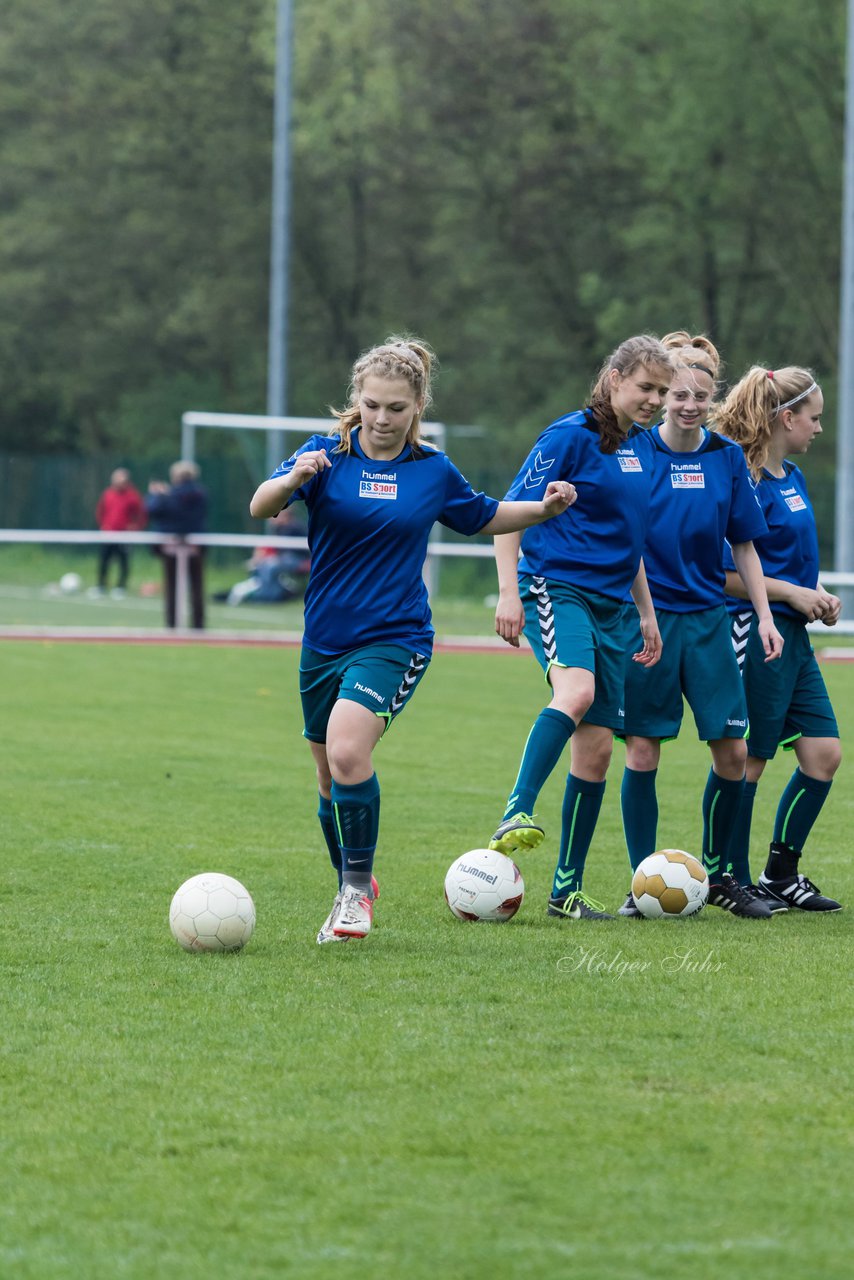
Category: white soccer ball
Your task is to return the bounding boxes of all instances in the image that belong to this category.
[631,849,709,919]
[169,872,256,952]
[444,848,525,922]
[59,571,83,594]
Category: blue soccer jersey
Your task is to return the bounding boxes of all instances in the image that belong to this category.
[723,460,820,621]
[269,430,499,655]
[642,426,767,612]
[506,409,654,601]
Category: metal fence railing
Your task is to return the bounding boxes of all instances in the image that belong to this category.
[2,528,854,634]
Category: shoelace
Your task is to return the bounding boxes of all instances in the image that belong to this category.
[794,874,824,895]
[560,890,608,915]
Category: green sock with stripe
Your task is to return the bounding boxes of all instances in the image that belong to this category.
[620,766,659,871]
[502,708,575,820]
[727,780,757,886]
[772,768,832,852]
[702,769,745,883]
[551,775,606,898]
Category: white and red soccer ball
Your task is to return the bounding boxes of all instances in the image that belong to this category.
[444,848,525,922]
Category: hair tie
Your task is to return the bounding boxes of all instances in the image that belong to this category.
[767,370,775,379]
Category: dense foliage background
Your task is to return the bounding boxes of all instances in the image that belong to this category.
[0,0,845,538]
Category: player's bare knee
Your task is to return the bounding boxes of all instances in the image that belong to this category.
[326,738,372,784]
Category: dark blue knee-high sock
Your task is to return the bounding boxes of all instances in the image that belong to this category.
[332,773,380,893]
[551,775,606,898]
[318,794,343,889]
[503,708,576,819]
[727,780,758,886]
[702,770,745,882]
[620,767,659,871]
[773,768,833,852]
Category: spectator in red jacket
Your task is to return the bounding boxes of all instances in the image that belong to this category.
[94,468,147,597]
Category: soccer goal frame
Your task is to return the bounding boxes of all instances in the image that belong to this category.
[180,411,447,476]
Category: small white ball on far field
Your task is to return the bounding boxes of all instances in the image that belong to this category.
[59,572,83,594]
[169,872,256,952]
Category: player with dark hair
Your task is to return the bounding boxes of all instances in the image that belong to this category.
[487,334,672,919]
[618,333,783,920]
[250,336,576,944]
[717,365,842,911]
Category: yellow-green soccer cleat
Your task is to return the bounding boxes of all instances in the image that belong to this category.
[488,813,545,855]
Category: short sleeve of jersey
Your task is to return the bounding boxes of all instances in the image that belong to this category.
[725,461,820,620]
[504,419,577,502]
[269,433,340,508]
[725,447,768,545]
[438,459,499,534]
[506,412,654,601]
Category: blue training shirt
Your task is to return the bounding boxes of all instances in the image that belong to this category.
[505,409,654,601]
[723,460,820,622]
[642,426,767,612]
[269,429,499,655]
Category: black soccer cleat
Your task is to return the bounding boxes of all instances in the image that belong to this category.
[757,871,842,913]
[742,883,788,914]
[708,872,773,918]
[617,891,644,918]
[548,890,614,920]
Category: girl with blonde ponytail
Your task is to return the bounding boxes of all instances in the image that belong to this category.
[717,366,843,911]
[250,336,576,944]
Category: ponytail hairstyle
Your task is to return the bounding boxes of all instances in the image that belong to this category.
[661,330,722,384]
[332,335,436,454]
[713,365,819,478]
[587,335,674,453]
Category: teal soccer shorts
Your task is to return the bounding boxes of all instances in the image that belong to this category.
[621,605,747,741]
[520,575,628,731]
[738,614,838,759]
[299,643,430,743]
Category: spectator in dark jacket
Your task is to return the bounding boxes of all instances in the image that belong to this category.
[146,461,209,628]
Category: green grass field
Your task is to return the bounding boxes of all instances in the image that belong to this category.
[2,639,853,1279]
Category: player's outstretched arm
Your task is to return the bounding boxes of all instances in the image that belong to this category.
[250,450,330,518]
[480,481,576,535]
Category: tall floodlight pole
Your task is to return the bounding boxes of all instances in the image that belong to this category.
[266,0,294,475]
[837,0,854,612]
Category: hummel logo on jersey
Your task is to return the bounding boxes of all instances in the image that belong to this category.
[522,450,555,490]
[670,462,705,488]
[782,487,806,512]
[616,450,642,472]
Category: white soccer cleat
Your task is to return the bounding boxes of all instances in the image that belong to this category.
[332,884,374,938]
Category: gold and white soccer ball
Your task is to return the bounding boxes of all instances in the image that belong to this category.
[169,872,256,952]
[631,850,709,919]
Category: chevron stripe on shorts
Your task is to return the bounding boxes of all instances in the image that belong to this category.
[730,610,752,672]
[530,576,557,664]
[389,652,428,716]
